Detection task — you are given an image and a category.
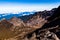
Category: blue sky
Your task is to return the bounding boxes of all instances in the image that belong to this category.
[0,0,60,4]
[0,0,60,13]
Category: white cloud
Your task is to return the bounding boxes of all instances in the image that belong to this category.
[2,15,6,16]
[0,3,60,14]
[0,16,1,17]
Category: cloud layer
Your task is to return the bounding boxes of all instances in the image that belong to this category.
[0,2,60,14]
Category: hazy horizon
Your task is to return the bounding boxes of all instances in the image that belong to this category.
[0,0,60,14]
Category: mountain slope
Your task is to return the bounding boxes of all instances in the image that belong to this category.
[0,6,60,40]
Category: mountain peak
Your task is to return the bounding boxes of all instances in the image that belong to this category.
[10,16,25,27]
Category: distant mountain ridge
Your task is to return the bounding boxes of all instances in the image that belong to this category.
[0,8,57,20]
[0,12,34,20]
[18,8,57,22]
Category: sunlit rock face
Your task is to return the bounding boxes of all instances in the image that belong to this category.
[10,17,25,27]
[26,15,47,29]
[0,19,14,39]
[0,19,13,29]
